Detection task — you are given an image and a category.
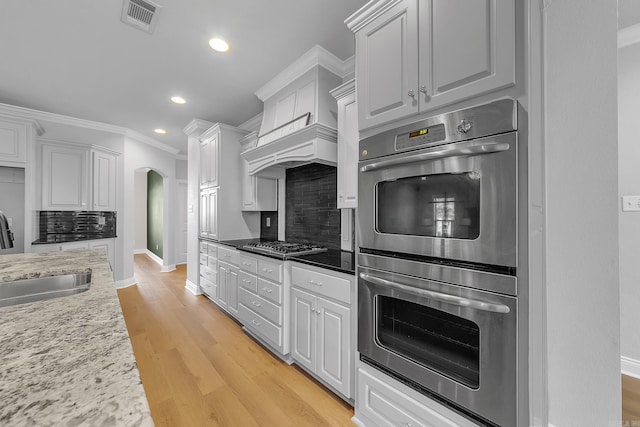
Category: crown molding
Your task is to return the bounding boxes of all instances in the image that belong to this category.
[330,78,356,100]
[345,0,403,33]
[0,102,180,155]
[183,119,214,136]
[239,113,263,133]
[255,45,354,101]
[619,23,640,49]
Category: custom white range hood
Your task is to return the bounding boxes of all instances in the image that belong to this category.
[242,46,353,175]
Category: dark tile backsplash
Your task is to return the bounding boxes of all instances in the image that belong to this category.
[36,211,117,243]
[260,211,278,241]
[285,163,340,249]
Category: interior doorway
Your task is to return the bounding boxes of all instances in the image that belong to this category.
[134,167,165,267]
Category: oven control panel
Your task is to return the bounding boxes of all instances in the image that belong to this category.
[395,123,445,151]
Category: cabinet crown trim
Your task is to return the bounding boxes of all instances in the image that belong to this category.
[345,0,404,33]
[183,119,214,136]
[199,123,249,142]
[330,79,356,100]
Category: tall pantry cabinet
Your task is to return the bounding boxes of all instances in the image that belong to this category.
[198,123,260,241]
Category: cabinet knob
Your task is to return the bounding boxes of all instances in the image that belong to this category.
[420,85,428,95]
[457,119,472,134]
[407,89,415,98]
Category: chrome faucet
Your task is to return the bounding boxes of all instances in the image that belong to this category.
[0,210,14,250]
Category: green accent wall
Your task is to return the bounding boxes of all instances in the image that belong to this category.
[147,170,163,259]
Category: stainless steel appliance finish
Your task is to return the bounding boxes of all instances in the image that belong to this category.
[358,253,517,427]
[242,240,327,259]
[0,272,91,307]
[0,210,14,249]
[358,98,519,268]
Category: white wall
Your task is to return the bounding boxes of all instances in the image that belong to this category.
[619,41,640,369]
[119,137,177,284]
[133,170,148,252]
[543,1,620,425]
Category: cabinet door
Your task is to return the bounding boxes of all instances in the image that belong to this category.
[208,132,219,187]
[208,188,218,240]
[0,120,27,164]
[92,151,117,211]
[337,90,358,209]
[218,261,228,305]
[355,0,419,130]
[316,296,351,398]
[41,144,89,210]
[291,288,316,372]
[227,265,239,316]
[199,191,209,237]
[422,0,515,110]
[199,139,210,189]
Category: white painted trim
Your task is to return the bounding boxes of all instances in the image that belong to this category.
[255,46,354,101]
[134,249,146,254]
[161,264,176,273]
[185,279,200,295]
[345,0,403,33]
[622,356,640,379]
[144,249,163,266]
[330,79,356,100]
[0,102,180,155]
[619,23,640,49]
[115,276,137,288]
[238,113,263,133]
[350,416,366,427]
[183,119,214,136]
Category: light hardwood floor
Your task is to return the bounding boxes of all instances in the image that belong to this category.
[624,374,640,423]
[117,254,353,427]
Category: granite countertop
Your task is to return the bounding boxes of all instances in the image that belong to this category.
[210,238,356,275]
[0,250,153,427]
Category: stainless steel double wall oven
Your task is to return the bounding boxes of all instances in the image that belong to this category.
[357,99,526,427]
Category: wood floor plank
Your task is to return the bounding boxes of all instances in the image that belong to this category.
[203,385,261,427]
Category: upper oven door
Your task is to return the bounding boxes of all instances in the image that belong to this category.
[358,131,517,268]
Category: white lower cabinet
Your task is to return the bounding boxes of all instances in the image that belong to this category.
[88,239,115,273]
[199,241,218,299]
[290,263,354,400]
[238,252,288,357]
[199,242,239,319]
[32,239,115,276]
[218,260,239,318]
[355,363,479,427]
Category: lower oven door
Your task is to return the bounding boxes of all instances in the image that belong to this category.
[359,266,517,427]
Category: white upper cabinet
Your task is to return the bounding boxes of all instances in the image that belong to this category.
[347,0,515,131]
[331,80,358,209]
[41,143,89,210]
[91,150,117,211]
[40,141,118,211]
[0,119,29,165]
[199,131,219,189]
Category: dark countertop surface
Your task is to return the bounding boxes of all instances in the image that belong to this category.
[207,238,356,275]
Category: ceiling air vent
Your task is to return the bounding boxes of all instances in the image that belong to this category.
[121,0,161,34]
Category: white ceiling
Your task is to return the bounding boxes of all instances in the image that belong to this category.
[0,0,368,154]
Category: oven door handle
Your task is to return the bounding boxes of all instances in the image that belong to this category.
[359,273,511,314]
[359,140,510,172]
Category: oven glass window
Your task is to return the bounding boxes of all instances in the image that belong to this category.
[376,296,480,388]
[376,172,480,239]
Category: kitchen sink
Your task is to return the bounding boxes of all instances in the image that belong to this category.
[0,272,91,308]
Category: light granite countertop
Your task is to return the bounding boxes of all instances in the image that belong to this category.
[0,249,153,427]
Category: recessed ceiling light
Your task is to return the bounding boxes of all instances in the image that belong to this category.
[154,128,167,135]
[209,38,229,52]
[171,96,186,104]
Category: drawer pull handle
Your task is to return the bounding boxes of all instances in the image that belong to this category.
[251,319,261,326]
[309,280,323,286]
[252,301,261,307]
[262,268,273,273]
[262,287,272,293]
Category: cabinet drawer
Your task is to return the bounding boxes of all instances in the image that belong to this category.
[238,304,281,349]
[239,287,282,325]
[291,265,351,304]
[207,256,217,270]
[218,246,239,265]
[207,243,218,259]
[200,275,217,298]
[357,366,476,427]
[239,254,258,274]
[257,278,282,305]
[258,259,282,283]
[199,253,208,266]
[200,264,217,285]
[239,271,258,293]
[199,241,208,253]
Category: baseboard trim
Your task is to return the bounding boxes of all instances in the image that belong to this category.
[622,356,640,379]
[133,249,146,255]
[185,279,200,295]
[161,264,176,273]
[115,276,137,289]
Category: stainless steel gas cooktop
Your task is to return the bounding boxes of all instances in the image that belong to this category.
[242,241,327,258]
